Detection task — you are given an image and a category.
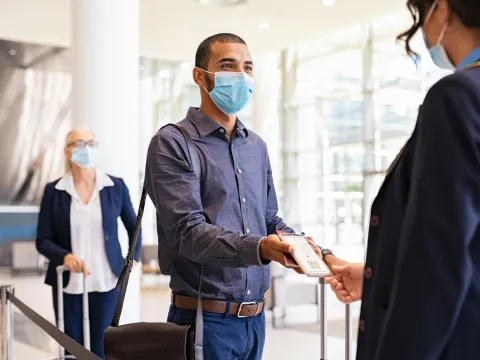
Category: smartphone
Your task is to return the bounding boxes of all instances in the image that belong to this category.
[278,233,331,277]
[276,230,300,268]
[283,253,299,268]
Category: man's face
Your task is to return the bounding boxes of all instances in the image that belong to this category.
[203,42,254,92]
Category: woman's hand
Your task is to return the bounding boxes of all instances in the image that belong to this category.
[325,263,364,304]
[64,254,90,276]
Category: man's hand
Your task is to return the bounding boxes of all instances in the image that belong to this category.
[325,263,364,304]
[64,254,90,276]
[259,234,294,266]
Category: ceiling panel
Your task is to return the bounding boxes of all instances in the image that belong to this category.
[0,0,405,61]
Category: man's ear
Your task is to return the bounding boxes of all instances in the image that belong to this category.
[192,67,206,87]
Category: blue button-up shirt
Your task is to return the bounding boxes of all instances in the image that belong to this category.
[145,107,294,301]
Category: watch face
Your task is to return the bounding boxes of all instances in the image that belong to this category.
[321,249,333,258]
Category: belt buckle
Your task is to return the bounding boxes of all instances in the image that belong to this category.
[237,301,259,318]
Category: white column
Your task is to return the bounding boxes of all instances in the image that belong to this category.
[362,24,375,248]
[280,48,299,229]
[251,51,282,196]
[71,0,141,325]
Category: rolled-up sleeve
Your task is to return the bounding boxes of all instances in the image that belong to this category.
[145,127,264,267]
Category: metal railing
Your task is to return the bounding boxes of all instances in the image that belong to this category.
[0,265,100,360]
[0,286,13,360]
[0,278,354,360]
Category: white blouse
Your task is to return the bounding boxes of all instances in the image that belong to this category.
[55,170,118,294]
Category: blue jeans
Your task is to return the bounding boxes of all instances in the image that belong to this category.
[167,303,266,360]
[52,287,119,359]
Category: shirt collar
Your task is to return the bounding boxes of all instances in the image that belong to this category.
[186,107,249,138]
[457,46,480,70]
[55,170,114,198]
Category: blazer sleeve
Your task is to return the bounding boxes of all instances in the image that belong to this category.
[119,179,142,261]
[374,75,480,360]
[36,184,70,264]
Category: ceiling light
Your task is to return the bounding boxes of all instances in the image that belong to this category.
[323,0,335,6]
[258,23,270,30]
[8,49,16,56]
[198,0,248,6]
[258,22,269,30]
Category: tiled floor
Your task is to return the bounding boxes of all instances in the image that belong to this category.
[0,268,359,360]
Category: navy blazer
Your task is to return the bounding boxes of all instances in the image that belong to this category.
[36,174,142,288]
[357,67,480,360]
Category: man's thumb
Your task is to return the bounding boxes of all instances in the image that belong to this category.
[331,264,350,274]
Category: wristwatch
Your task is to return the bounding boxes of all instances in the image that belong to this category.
[320,248,334,260]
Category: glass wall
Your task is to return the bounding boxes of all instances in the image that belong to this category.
[287,13,452,257]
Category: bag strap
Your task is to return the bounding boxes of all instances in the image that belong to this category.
[110,121,205,359]
[174,122,205,360]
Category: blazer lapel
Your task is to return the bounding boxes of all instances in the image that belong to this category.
[99,188,109,238]
[377,105,422,193]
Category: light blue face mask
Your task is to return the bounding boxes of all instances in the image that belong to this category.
[200,69,254,115]
[71,146,98,169]
[423,1,455,70]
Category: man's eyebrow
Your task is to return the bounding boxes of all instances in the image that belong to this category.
[217,57,236,63]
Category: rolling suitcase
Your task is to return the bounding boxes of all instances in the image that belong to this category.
[318,278,353,360]
[55,265,91,360]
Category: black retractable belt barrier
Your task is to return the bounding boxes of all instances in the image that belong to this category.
[6,291,100,360]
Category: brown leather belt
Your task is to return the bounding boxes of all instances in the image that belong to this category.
[173,294,264,318]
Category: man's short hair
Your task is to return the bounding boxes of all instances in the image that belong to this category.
[195,33,247,70]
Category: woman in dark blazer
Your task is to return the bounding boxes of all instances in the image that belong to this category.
[325,0,480,359]
[36,128,141,359]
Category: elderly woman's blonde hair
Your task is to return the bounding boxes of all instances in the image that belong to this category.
[64,128,96,172]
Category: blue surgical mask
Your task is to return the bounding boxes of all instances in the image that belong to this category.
[71,146,98,169]
[423,1,454,70]
[200,69,254,115]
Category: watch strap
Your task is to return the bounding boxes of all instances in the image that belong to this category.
[321,248,334,259]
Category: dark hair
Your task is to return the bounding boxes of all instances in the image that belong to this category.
[195,33,247,70]
[397,0,480,56]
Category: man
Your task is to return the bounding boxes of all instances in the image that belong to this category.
[145,33,341,359]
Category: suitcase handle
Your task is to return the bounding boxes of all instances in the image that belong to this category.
[319,278,352,360]
[56,265,90,359]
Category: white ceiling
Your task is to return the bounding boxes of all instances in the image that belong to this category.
[0,0,404,61]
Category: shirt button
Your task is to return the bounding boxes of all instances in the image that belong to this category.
[364,267,373,279]
[247,289,251,295]
[370,215,380,227]
[219,128,225,133]
[359,319,366,332]
[246,228,250,234]
[242,197,246,203]
[238,169,242,174]
[105,236,109,241]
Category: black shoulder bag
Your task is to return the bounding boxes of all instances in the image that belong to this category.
[104,123,205,360]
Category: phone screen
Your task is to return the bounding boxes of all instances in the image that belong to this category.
[281,235,330,274]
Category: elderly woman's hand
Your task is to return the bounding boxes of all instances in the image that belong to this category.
[64,254,90,276]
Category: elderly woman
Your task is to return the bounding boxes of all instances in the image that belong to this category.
[36,128,141,359]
